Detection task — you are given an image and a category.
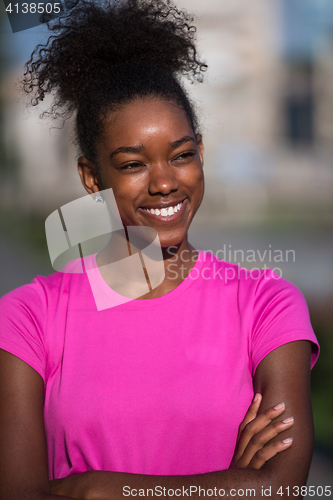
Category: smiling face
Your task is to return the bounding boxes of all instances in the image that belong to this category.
[78,97,204,249]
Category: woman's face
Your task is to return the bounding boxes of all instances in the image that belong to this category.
[79,97,204,249]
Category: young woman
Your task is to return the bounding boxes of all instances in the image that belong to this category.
[0,1,319,499]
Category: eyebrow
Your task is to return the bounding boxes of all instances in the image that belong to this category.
[169,135,196,149]
[110,144,145,159]
[110,135,196,159]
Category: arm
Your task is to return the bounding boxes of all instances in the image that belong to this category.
[0,346,284,500]
[50,341,314,500]
[254,340,314,486]
[0,349,76,500]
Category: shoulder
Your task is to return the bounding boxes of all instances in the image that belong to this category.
[197,250,292,294]
[0,268,77,348]
[0,269,81,381]
[0,271,63,313]
[0,272,66,346]
[196,251,319,368]
[0,256,88,312]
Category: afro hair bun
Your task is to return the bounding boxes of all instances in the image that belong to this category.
[22,0,207,120]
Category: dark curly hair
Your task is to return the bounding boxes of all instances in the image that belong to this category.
[22,0,207,168]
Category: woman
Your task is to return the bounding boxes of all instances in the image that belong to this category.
[0,1,319,499]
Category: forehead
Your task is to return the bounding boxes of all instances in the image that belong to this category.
[99,98,193,150]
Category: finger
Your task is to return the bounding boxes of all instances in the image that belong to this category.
[233,402,288,464]
[241,402,287,441]
[232,394,262,465]
[238,416,294,467]
[248,437,293,469]
[237,393,262,437]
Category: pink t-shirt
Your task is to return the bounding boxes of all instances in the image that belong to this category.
[0,251,319,479]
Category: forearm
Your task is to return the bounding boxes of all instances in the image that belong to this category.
[8,489,76,500]
[51,467,281,500]
[92,468,267,500]
[38,495,76,500]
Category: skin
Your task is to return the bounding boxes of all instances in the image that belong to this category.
[0,97,315,500]
[78,98,204,298]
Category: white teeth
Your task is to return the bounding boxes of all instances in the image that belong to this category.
[142,200,183,217]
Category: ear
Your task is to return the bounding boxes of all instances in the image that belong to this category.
[196,133,204,167]
[77,157,101,194]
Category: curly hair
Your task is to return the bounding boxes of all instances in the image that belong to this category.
[22,0,207,165]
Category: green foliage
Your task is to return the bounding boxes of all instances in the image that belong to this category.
[309,306,333,451]
[0,207,49,261]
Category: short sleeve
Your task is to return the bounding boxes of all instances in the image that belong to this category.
[251,270,319,374]
[0,281,47,381]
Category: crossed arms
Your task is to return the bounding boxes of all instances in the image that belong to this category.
[0,340,314,500]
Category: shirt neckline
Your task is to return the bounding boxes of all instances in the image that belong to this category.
[84,250,206,310]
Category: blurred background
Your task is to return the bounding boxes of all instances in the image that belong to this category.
[0,0,332,489]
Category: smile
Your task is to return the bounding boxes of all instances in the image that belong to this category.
[139,199,186,221]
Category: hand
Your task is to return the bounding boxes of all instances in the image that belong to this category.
[230,393,294,470]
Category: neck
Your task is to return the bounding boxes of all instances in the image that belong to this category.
[95,228,199,299]
[161,240,199,282]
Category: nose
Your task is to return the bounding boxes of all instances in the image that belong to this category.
[148,163,179,195]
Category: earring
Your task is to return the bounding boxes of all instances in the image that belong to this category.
[94,195,104,203]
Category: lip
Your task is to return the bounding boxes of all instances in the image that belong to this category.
[140,198,186,210]
[138,198,188,222]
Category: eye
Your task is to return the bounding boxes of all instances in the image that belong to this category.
[119,162,143,170]
[173,151,196,162]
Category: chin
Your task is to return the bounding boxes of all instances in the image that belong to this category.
[159,236,185,250]
[156,224,191,248]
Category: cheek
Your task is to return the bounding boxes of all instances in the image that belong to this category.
[110,179,145,211]
[190,167,205,205]
[183,164,204,191]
